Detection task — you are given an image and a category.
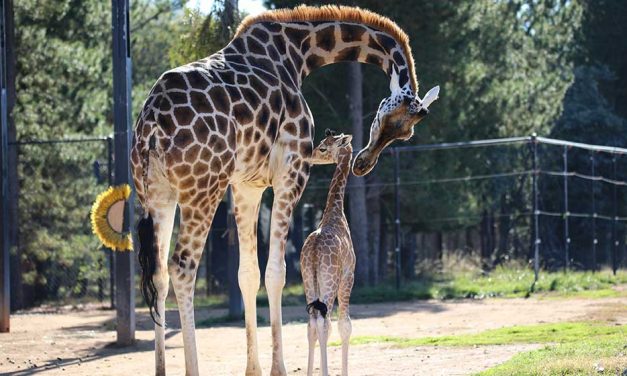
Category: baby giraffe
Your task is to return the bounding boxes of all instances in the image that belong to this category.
[301,129,355,376]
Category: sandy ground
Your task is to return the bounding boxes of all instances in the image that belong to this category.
[0,296,625,375]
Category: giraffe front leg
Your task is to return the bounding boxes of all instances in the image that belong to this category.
[266,183,307,375]
[232,184,265,376]
[168,204,214,376]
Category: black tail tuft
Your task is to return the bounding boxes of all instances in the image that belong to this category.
[306,299,328,318]
[137,214,160,326]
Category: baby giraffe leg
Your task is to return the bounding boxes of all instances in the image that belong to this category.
[315,314,331,376]
[337,308,352,376]
[338,273,354,376]
[307,315,318,376]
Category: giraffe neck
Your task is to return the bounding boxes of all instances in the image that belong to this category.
[228,20,416,92]
[321,151,352,224]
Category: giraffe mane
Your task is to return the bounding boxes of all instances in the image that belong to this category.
[235,5,418,92]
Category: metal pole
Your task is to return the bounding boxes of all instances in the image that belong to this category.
[226,188,243,318]
[612,156,618,275]
[107,136,115,309]
[591,153,597,272]
[0,0,10,333]
[112,0,135,345]
[531,134,540,284]
[393,148,401,290]
[563,146,569,271]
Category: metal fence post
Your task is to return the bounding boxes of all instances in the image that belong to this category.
[563,146,569,271]
[591,152,597,271]
[612,156,618,275]
[107,136,115,309]
[0,0,11,334]
[112,0,135,345]
[393,148,401,290]
[531,134,540,284]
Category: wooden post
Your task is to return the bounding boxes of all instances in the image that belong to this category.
[0,0,14,333]
[112,0,135,345]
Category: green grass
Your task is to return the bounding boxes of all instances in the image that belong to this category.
[430,267,627,300]
[153,267,627,309]
[477,337,627,376]
[332,322,625,347]
[329,321,626,375]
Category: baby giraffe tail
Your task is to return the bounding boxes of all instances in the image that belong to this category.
[306,299,328,318]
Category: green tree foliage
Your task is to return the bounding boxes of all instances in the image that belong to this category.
[265,1,582,268]
[13,0,185,306]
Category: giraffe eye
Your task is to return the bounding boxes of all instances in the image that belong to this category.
[319,147,327,153]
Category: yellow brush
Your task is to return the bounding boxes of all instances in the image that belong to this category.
[90,184,133,251]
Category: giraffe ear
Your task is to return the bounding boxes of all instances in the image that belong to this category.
[421,85,440,109]
[338,134,352,146]
[389,65,401,95]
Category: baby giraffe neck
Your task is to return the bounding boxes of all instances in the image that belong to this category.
[321,151,352,222]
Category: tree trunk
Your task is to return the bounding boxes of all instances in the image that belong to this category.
[347,62,369,286]
[435,231,443,265]
[366,173,381,285]
[219,0,239,44]
[402,233,416,279]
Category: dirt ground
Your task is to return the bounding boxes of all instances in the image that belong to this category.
[1,296,625,375]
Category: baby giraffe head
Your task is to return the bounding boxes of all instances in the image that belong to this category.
[309,129,353,165]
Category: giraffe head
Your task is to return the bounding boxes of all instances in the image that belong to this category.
[352,67,439,176]
[309,129,353,165]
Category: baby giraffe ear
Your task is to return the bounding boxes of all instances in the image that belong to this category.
[338,134,352,146]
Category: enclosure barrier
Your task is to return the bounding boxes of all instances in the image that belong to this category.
[306,135,626,285]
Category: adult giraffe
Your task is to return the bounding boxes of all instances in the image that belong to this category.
[131,5,438,376]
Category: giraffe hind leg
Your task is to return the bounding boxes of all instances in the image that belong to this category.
[137,157,177,376]
[168,185,226,376]
[337,272,355,376]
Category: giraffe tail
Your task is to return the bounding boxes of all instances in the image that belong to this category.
[135,114,161,326]
[306,299,328,319]
[137,214,161,325]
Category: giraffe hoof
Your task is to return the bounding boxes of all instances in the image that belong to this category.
[245,367,262,376]
[246,362,262,376]
[270,363,287,376]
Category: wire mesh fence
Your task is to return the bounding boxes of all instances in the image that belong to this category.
[6,135,626,309]
[299,135,625,285]
[9,137,115,310]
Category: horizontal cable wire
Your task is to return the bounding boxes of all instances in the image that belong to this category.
[540,169,627,186]
[306,170,532,190]
[537,210,626,222]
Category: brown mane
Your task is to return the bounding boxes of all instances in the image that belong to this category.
[235,5,418,92]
